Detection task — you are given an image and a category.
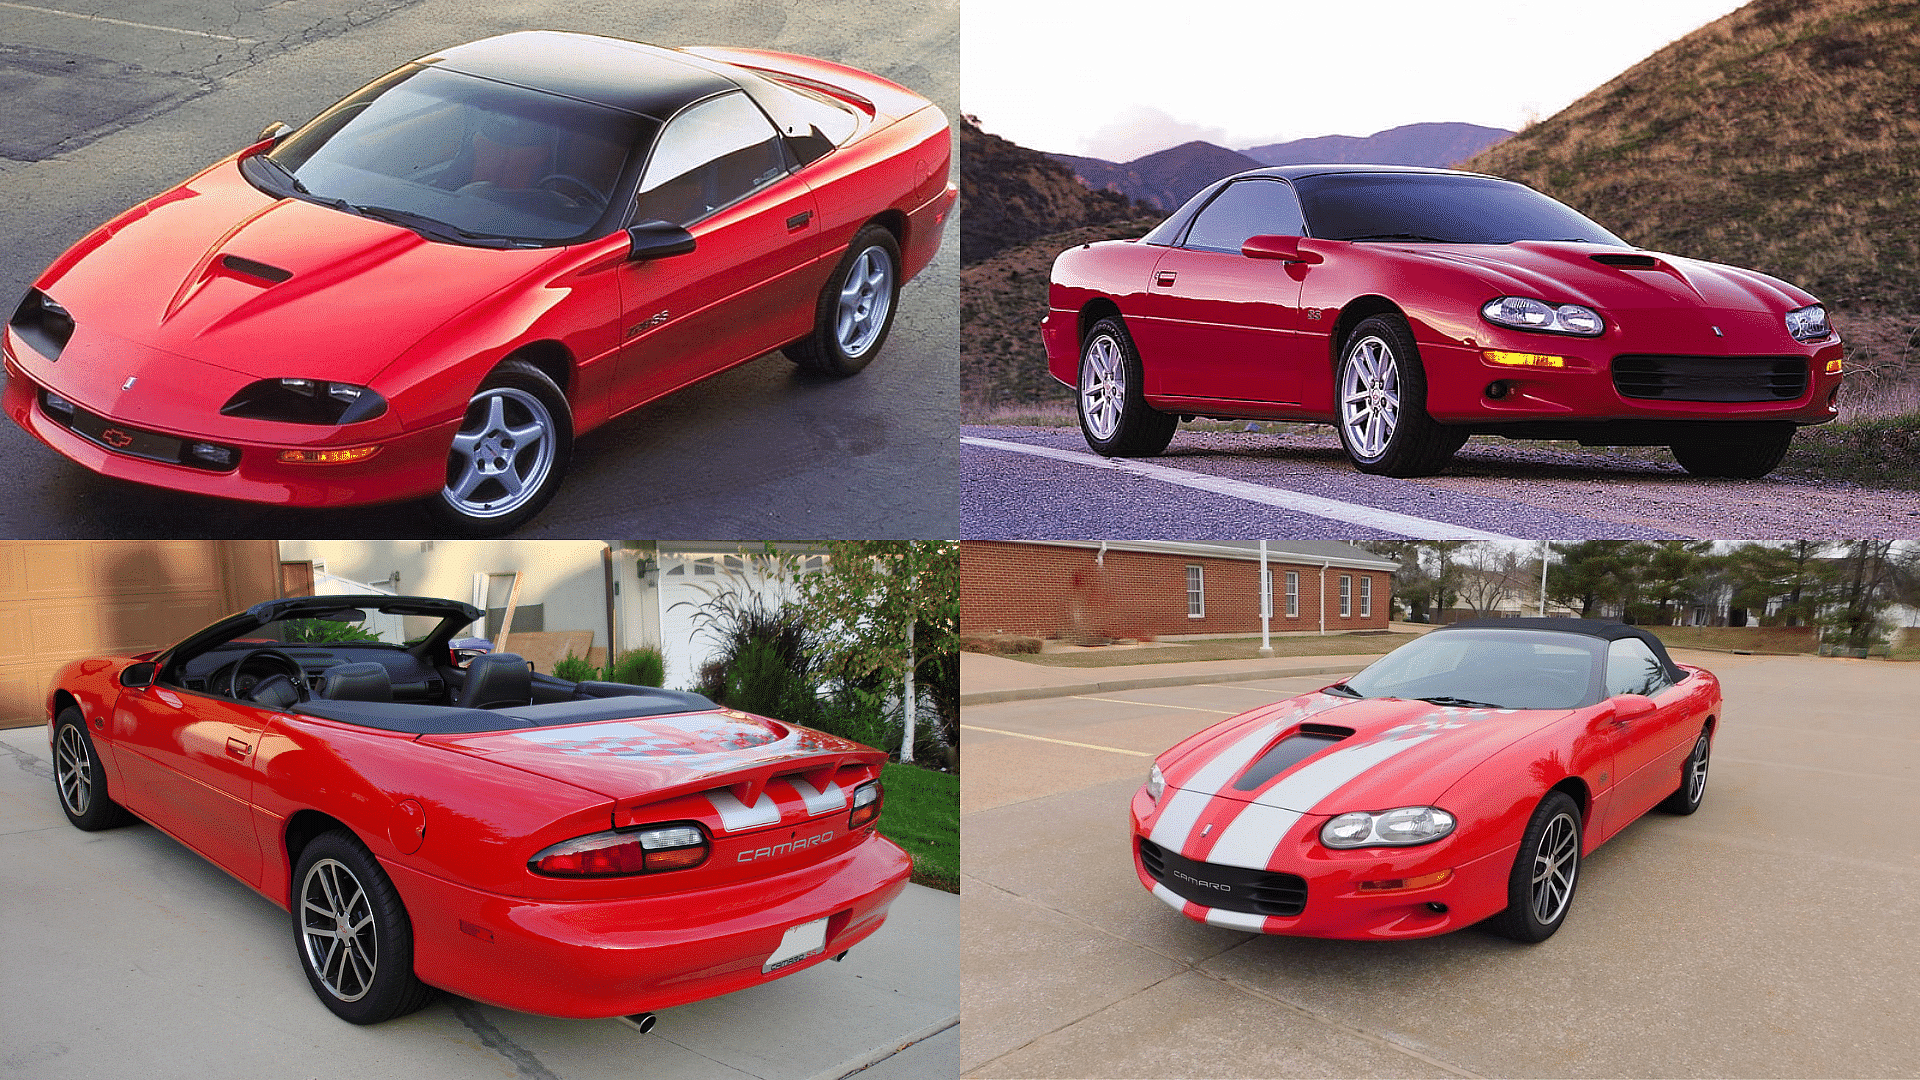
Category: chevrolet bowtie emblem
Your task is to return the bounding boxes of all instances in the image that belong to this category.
[123,376,138,391]
[100,428,133,448]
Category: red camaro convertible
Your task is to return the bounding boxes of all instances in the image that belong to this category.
[1131,619,1718,942]
[47,595,909,1023]
[1046,166,1843,478]
[4,31,955,533]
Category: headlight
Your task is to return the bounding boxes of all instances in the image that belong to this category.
[1784,303,1830,342]
[1146,764,1165,802]
[219,378,387,424]
[1481,296,1605,337]
[8,289,74,360]
[1320,806,1455,848]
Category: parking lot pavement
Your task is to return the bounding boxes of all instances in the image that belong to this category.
[959,652,1920,1078]
[0,726,956,1080]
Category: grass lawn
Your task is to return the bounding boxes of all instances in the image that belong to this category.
[876,762,958,893]
[1640,626,1819,654]
[1010,633,1420,667]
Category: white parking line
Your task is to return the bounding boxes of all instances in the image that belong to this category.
[960,724,1150,757]
[962,436,1520,540]
[1076,696,1237,714]
[0,1,257,42]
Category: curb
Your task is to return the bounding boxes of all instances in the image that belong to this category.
[960,662,1363,705]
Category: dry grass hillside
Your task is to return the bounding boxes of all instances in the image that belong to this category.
[1467,0,1920,415]
[959,118,1150,266]
[962,220,1161,414]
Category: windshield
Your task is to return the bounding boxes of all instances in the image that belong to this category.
[1336,628,1601,710]
[1295,173,1627,246]
[249,64,657,245]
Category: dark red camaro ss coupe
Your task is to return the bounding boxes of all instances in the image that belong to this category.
[47,595,908,1023]
[1132,619,1718,942]
[1046,166,1842,477]
[5,32,954,533]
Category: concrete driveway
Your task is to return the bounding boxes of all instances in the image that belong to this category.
[960,651,1920,1078]
[0,726,956,1080]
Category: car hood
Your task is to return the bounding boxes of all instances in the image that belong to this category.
[1394,240,1816,314]
[1157,691,1566,815]
[423,710,887,828]
[38,157,554,385]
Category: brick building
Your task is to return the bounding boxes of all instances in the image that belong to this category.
[961,541,1398,640]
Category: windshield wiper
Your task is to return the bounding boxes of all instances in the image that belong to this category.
[1322,682,1362,698]
[1416,695,1504,709]
[351,204,516,247]
[1337,232,1451,243]
[251,154,314,196]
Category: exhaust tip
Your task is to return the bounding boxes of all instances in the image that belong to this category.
[832,950,850,962]
[618,1012,657,1034]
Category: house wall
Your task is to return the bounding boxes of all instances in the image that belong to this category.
[960,542,1392,639]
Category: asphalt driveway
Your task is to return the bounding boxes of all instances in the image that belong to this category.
[0,725,956,1080]
[960,651,1920,1078]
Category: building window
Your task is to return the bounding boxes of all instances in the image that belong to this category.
[1284,571,1299,618]
[1339,574,1352,618]
[1361,576,1373,618]
[1186,565,1205,618]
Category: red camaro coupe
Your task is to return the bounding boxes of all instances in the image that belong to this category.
[1046,166,1842,478]
[47,595,909,1023]
[5,32,955,533]
[1131,619,1718,942]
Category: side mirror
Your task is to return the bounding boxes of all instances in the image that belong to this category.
[1242,234,1324,265]
[258,121,294,145]
[120,661,158,689]
[1607,693,1658,721]
[626,220,696,261]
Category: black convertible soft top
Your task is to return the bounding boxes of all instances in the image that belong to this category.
[1435,617,1685,682]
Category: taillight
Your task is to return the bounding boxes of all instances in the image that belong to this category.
[849,780,881,830]
[528,823,709,877]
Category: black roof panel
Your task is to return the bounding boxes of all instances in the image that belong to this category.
[424,31,740,120]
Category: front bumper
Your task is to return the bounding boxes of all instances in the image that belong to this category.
[1129,786,1513,940]
[387,830,912,1018]
[5,344,453,508]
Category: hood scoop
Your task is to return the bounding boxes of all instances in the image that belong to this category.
[1232,724,1352,792]
[1590,252,1663,269]
[220,254,292,284]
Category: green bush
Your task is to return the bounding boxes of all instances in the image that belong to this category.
[282,619,383,644]
[554,650,598,682]
[813,684,901,751]
[605,646,665,688]
[720,639,819,724]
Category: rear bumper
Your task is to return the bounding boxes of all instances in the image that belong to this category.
[390,830,912,1018]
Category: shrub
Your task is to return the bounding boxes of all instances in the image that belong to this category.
[719,639,818,724]
[554,650,598,682]
[281,618,383,644]
[605,646,665,688]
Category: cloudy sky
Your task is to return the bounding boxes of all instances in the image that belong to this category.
[962,0,1749,160]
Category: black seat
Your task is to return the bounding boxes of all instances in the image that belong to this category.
[457,652,533,709]
[316,662,392,703]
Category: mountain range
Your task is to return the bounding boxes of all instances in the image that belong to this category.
[1048,122,1512,211]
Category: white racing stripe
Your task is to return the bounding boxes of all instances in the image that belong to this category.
[1203,907,1270,932]
[787,777,847,816]
[962,436,1519,541]
[706,789,781,831]
[1148,722,1283,852]
[1205,734,1438,870]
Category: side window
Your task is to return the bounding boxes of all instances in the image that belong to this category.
[1182,179,1307,254]
[634,92,789,226]
[1605,638,1673,697]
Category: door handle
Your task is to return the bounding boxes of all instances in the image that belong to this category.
[226,737,251,759]
[786,210,813,231]
[1155,271,1177,286]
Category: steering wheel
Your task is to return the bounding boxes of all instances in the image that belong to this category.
[535,173,607,209]
[225,648,310,705]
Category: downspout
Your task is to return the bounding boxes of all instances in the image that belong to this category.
[603,545,618,665]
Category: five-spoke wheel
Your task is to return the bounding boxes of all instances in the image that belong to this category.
[786,224,902,376]
[433,359,572,536]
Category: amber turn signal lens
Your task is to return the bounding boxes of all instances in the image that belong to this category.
[278,445,382,465]
[1482,350,1567,369]
[1356,868,1455,892]
[1824,358,1843,375]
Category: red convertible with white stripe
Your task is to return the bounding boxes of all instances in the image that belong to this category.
[1130,619,1718,942]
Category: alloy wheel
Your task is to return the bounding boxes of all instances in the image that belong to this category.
[444,387,556,520]
[1080,333,1125,441]
[300,858,378,1002]
[1687,734,1710,803]
[1340,335,1402,458]
[835,246,894,358]
[55,724,91,815]
[1530,811,1579,925]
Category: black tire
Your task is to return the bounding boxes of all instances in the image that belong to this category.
[292,830,436,1024]
[785,224,902,376]
[1658,728,1712,815]
[1076,316,1176,457]
[1334,314,1465,476]
[1488,791,1583,943]
[1669,422,1794,478]
[430,359,573,536]
[52,707,134,831]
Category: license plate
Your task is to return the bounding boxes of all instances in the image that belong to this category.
[762,916,828,973]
